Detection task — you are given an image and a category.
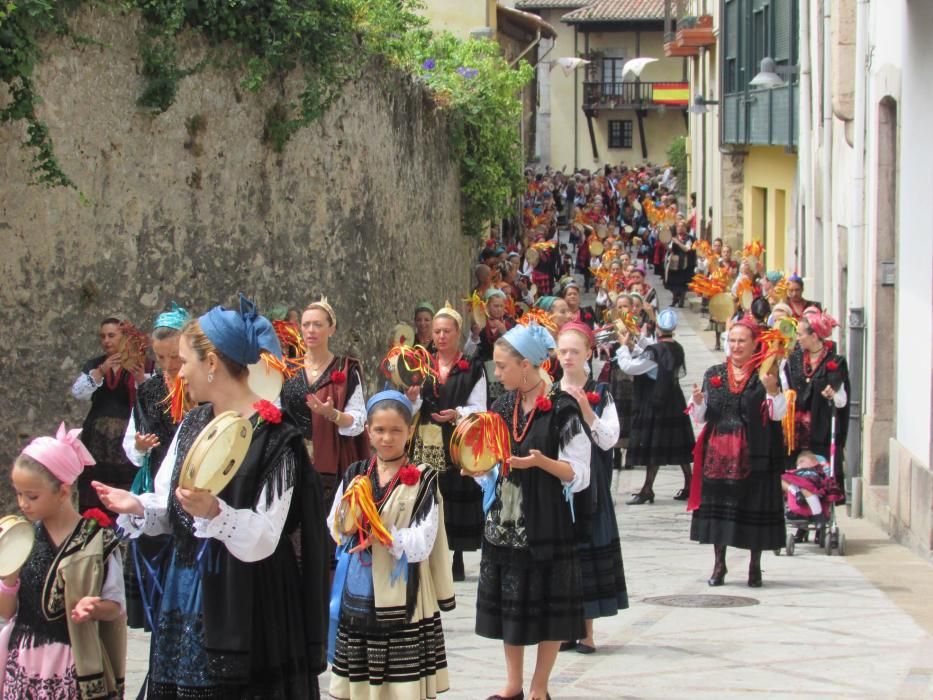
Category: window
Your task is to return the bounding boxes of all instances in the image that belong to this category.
[609,120,633,149]
[601,58,626,95]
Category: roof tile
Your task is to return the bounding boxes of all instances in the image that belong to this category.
[562,0,667,24]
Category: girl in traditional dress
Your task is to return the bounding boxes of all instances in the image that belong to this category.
[95,294,330,698]
[72,317,146,513]
[281,298,369,510]
[328,391,455,700]
[687,318,787,587]
[556,323,628,655]
[2,425,125,699]
[475,323,590,700]
[616,309,695,504]
[606,294,636,472]
[412,304,487,582]
[413,301,437,352]
[783,308,850,514]
[120,302,191,630]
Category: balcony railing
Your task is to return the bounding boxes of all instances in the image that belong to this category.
[583,81,689,110]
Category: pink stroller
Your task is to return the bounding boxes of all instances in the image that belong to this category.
[781,455,846,556]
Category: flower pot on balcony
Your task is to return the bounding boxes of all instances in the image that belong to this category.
[664,40,699,57]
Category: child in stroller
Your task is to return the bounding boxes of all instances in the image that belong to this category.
[781,451,845,543]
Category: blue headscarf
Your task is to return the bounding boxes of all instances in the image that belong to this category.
[535,296,557,312]
[366,390,414,417]
[766,270,785,284]
[199,293,282,366]
[502,322,555,367]
[154,301,190,331]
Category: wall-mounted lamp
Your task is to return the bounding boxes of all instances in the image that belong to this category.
[750,57,799,88]
[687,95,719,114]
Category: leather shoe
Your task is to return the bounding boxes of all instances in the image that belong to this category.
[673,488,690,501]
[486,693,523,700]
[748,568,762,588]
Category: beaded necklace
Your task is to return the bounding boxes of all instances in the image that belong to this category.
[104,367,124,391]
[512,391,543,444]
[365,456,405,507]
[727,359,753,395]
[802,345,828,378]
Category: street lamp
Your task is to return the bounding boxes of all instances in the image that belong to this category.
[750,56,799,88]
[687,95,719,114]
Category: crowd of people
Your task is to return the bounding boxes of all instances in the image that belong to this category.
[0,161,851,700]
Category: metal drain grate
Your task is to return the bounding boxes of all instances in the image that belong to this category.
[643,594,759,608]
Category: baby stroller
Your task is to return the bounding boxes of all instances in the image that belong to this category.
[781,454,847,556]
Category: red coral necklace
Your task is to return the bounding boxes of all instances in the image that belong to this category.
[104,367,124,391]
[803,345,828,378]
[367,456,404,506]
[727,359,753,394]
[512,394,542,444]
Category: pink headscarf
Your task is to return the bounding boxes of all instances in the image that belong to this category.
[803,307,838,340]
[558,320,596,347]
[732,313,762,339]
[21,423,95,485]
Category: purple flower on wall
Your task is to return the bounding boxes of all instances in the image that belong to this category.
[457,66,479,79]
[422,58,436,70]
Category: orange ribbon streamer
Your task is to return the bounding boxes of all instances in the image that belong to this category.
[333,475,394,547]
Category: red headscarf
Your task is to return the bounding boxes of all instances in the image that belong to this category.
[803,307,838,339]
[732,313,761,339]
[558,321,595,348]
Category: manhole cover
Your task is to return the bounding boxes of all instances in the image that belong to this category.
[643,594,759,608]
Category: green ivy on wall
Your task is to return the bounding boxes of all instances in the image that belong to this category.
[1,0,533,236]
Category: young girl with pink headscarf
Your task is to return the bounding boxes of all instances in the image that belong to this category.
[0,424,125,699]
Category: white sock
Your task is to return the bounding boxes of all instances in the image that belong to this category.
[805,494,822,518]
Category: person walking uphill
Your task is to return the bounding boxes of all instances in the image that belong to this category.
[615,309,695,504]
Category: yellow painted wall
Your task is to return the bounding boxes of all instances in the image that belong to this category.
[742,146,798,271]
[539,8,580,170]
[584,109,687,167]
[420,0,496,39]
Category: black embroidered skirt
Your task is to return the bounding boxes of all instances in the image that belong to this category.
[439,468,484,551]
[476,543,586,646]
[625,398,696,467]
[690,470,785,550]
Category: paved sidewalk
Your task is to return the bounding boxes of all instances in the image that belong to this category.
[125,269,933,699]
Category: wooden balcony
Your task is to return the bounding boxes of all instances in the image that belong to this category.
[583,81,689,111]
[677,14,716,47]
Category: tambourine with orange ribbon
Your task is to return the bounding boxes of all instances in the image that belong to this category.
[450,411,511,476]
[380,344,437,389]
[332,475,394,547]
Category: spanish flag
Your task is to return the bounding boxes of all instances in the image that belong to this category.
[653,82,689,106]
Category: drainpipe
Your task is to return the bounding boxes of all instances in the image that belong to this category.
[797,0,812,275]
[574,27,579,169]
[847,0,870,517]
[510,28,542,68]
[820,1,833,316]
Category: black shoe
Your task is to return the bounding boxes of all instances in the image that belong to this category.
[486,693,523,700]
[575,642,596,654]
[559,640,576,652]
[626,491,655,505]
[673,488,690,501]
[708,565,727,587]
[748,568,762,588]
[452,552,465,582]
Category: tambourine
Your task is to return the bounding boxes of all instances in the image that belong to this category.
[472,304,488,328]
[382,345,432,389]
[179,411,253,494]
[525,247,540,268]
[248,361,284,402]
[596,223,610,240]
[588,240,604,257]
[0,515,34,577]
[740,289,755,310]
[450,412,510,475]
[623,225,634,235]
[389,322,416,348]
[594,324,619,346]
[117,323,148,371]
[659,227,673,245]
[709,292,735,324]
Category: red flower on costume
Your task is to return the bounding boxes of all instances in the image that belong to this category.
[535,396,552,412]
[826,360,839,371]
[399,465,420,486]
[330,370,347,384]
[710,376,723,388]
[586,391,601,405]
[253,400,282,424]
[583,312,593,321]
[83,508,113,529]
[457,359,470,371]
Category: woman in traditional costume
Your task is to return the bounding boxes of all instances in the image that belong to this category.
[413,304,487,581]
[783,308,849,498]
[96,294,330,698]
[687,317,787,587]
[665,220,695,308]
[616,309,695,504]
[475,323,590,700]
[414,301,437,352]
[561,281,597,329]
[281,298,369,510]
[72,317,147,513]
[785,275,822,320]
[1,425,125,699]
[328,391,455,700]
[120,302,191,630]
[556,323,627,655]
[606,294,637,471]
[466,288,516,406]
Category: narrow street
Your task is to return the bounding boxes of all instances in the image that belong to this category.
[122,269,933,699]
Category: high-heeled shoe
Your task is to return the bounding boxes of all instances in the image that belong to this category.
[707,564,727,587]
[748,567,762,588]
[673,487,690,501]
[626,491,655,505]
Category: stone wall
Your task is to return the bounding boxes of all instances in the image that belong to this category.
[0,8,473,479]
